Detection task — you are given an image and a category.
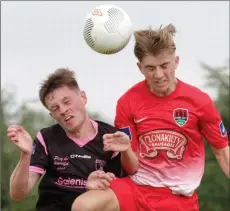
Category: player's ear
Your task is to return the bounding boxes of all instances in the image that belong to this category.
[137,62,144,74]
[80,90,87,105]
[175,56,179,69]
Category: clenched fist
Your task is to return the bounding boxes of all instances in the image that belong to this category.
[7,125,33,155]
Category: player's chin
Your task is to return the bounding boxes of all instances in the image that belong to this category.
[155,85,168,93]
[62,123,77,133]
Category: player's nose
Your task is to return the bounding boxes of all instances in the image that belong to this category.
[60,106,68,116]
[153,67,164,78]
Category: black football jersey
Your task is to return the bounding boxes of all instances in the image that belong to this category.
[29,120,122,211]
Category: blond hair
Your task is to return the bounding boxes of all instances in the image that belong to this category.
[134,24,176,61]
[39,68,79,107]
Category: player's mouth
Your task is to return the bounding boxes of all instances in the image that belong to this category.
[155,80,167,86]
[65,116,74,122]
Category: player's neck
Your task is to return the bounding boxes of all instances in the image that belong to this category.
[66,118,96,139]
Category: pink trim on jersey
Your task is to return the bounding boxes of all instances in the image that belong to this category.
[68,120,98,147]
[37,131,48,155]
[29,166,45,175]
[111,152,119,159]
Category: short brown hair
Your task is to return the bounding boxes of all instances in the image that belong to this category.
[39,68,79,107]
[134,24,176,61]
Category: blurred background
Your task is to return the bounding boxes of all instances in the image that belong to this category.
[1,1,229,210]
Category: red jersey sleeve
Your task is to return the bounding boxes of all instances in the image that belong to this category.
[114,98,138,152]
[199,96,229,149]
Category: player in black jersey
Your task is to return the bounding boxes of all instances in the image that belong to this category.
[7,68,138,211]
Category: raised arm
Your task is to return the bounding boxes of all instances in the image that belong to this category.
[7,125,48,201]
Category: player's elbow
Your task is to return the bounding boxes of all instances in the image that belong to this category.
[121,149,139,174]
[126,169,138,175]
[10,193,25,202]
[10,189,27,202]
[127,163,139,175]
[130,163,139,175]
[123,160,139,175]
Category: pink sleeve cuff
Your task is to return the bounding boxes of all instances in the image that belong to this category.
[29,166,45,175]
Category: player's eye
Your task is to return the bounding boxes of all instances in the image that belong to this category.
[147,67,155,72]
[64,100,70,104]
[52,106,58,112]
[161,64,168,69]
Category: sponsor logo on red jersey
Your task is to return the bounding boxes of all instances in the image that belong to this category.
[139,130,187,160]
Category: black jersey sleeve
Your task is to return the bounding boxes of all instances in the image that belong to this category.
[29,131,48,175]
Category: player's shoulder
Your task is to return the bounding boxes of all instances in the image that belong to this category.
[117,80,146,104]
[179,79,211,103]
[94,120,118,133]
[39,124,63,137]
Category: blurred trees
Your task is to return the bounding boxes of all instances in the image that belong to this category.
[201,59,229,129]
[1,59,229,210]
[1,88,55,211]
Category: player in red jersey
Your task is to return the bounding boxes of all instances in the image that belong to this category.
[72,24,229,211]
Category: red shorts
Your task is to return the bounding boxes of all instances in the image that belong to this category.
[110,177,199,211]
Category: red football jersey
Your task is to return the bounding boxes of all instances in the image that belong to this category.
[115,79,229,196]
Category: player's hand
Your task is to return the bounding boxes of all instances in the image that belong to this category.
[86,170,116,190]
[7,125,33,155]
[103,131,131,152]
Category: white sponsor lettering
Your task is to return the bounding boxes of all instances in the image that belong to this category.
[70,154,91,159]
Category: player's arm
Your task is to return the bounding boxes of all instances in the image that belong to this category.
[120,144,138,176]
[211,145,229,178]
[199,96,229,178]
[10,132,48,201]
[114,99,139,175]
[10,154,41,201]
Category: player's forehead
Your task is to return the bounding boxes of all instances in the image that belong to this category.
[45,86,77,105]
[141,52,173,67]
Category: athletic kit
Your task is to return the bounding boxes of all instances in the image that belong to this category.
[110,79,229,211]
[29,120,122,211]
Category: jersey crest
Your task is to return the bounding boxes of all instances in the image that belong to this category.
[173,108,189,127]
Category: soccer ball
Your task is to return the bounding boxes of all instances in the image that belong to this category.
[83,4,133,54]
